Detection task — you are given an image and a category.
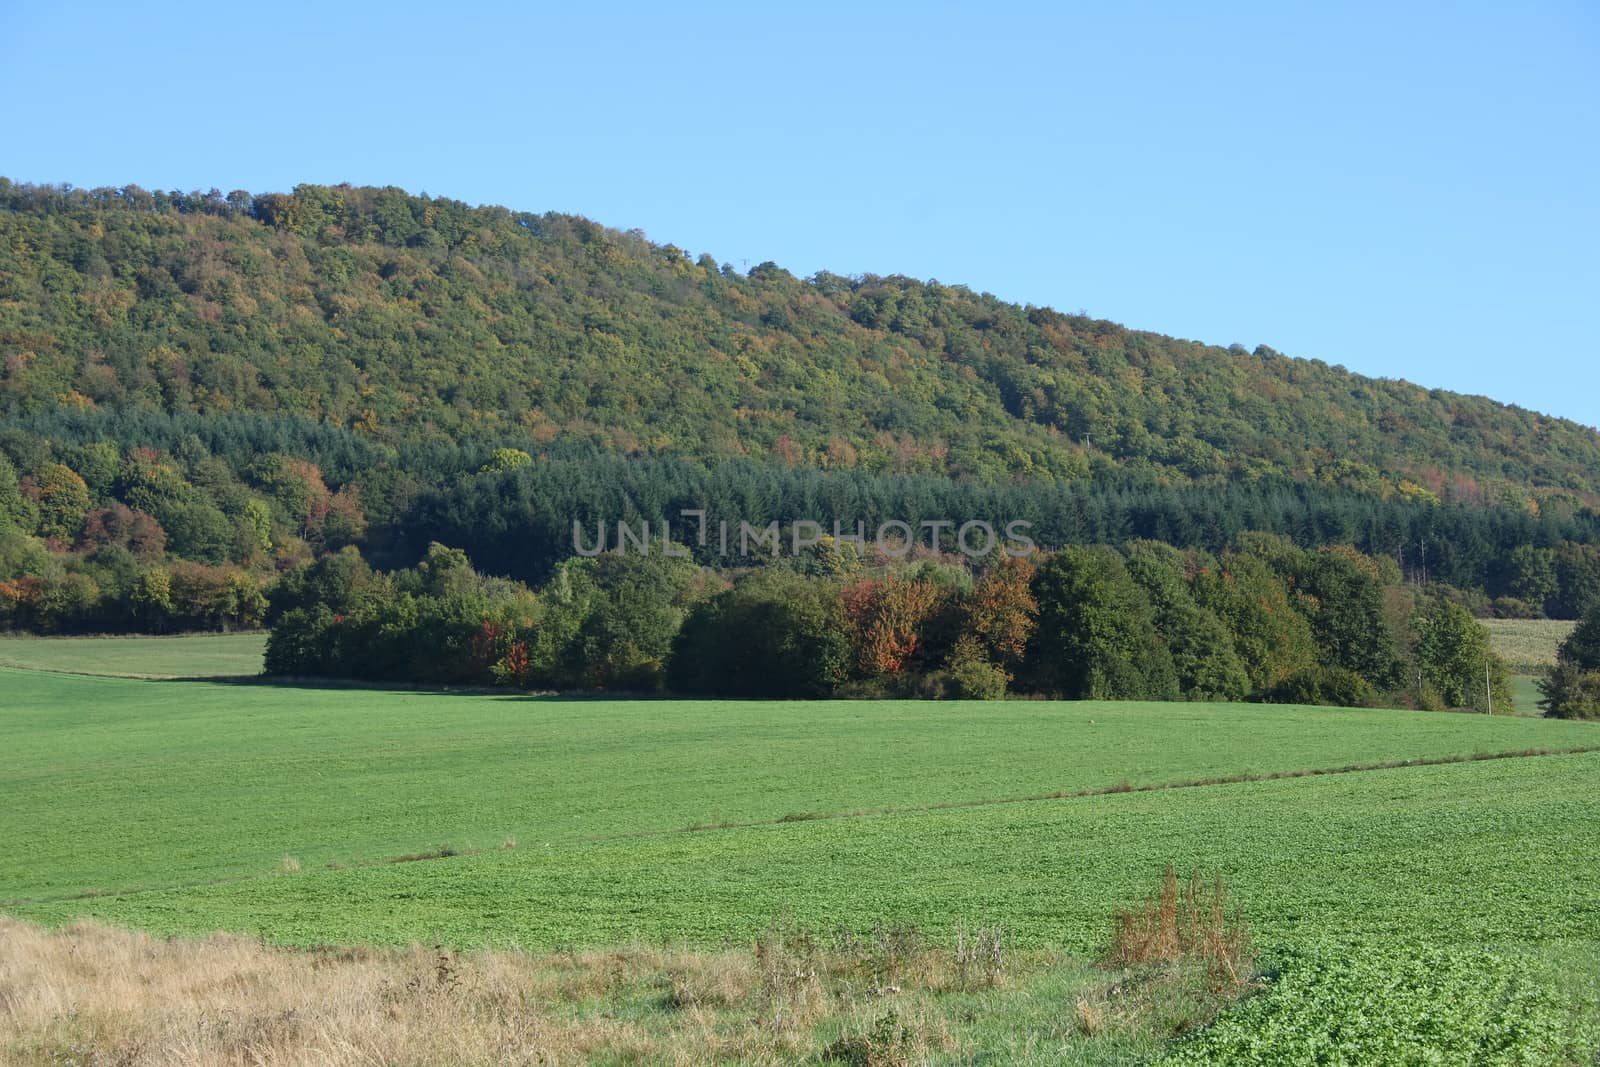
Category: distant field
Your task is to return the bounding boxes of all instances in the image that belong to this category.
[1483,617,1576,672]
[0,632,266,678]
[1483,618,1573,714]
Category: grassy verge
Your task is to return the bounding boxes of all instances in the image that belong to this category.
[6,918,1593,1066]
[0,914,1239,1066]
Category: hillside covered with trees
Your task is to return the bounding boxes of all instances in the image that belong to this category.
[4,179,1600,654]
[4,179,1599,497]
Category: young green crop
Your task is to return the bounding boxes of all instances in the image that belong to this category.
[12,745,1598,954]
[1160,944,1599,1066]
[5,667,1599,903]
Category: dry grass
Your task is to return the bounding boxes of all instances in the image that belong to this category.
[0,917,803,1066]
[0,917,988,1066]
[1038,869,1263,1046]
[0,889,1251,1065]
[1106,865,1254,994]
[821,1005,954,1067]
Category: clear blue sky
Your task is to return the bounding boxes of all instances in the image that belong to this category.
[4,1,1596,427]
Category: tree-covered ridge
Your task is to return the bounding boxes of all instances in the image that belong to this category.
[3,179,1598,499]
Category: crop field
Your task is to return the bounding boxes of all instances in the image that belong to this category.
[1482,618,1574,714]
[1483,617,1577,672]
[7,667,1600,905]
[0,632,267,678]
[9,742,1598,950]
[4,653,1599,1063]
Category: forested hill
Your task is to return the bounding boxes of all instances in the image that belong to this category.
[2,178,1597,503]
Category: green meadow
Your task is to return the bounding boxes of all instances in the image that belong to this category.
[13,744,1596,954]
[4,650,1599,1063]
[6,666,1600,914]
[3,668,1600,940]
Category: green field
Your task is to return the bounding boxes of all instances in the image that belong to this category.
[1512,673,1545,714]
[0,632,267,678]
[13,743,1597,954]
[6,667,1600,911]
[1481,617,1573,714]
[4,656,1599,1063]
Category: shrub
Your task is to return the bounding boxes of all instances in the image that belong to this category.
[840,575,944,676]
[1415,599,1511,711]
[945,635,1008,700]
[264,606,338,676]
[668,570,850,698]
[1264,666,1376,708]
[1123,541,1250,701]
[28,462,91,543]
[962,556,1037,670]
[559,553,712,691]
[1026,546,1179,700]
[1555,604,1600,671]
[1192,553,1318,695]
[1106,865,1253,994]
[822,1008,949,1067]
[1490,596,1541,619]
[1538,663,1600,720]
[1285,546,1404,690]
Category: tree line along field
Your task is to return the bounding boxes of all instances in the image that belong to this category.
[10,179,1600,663]
[3,654,1600,1062]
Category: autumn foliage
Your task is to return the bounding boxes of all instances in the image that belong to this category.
[963,557,1038,671]
[842,575,944,674]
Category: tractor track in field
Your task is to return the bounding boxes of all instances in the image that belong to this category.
[5,743,1598,910]
[602,743,1600,841]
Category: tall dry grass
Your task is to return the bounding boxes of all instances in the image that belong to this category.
[0,874,1246,1066]
[0,917,794,1066]
[0,916,985,1066]
[1105,865,1253,993]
